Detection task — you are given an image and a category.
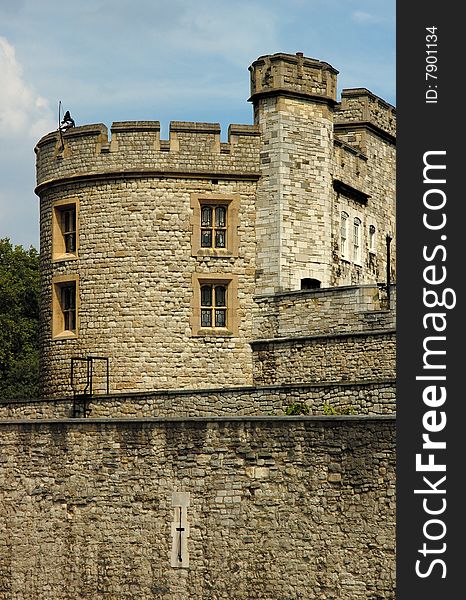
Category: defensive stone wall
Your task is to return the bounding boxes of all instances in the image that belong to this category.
[335,88,396,142]
[253,284,396,339]
[0,417,395,600]
[252,331,396,385]
[35,122,260,189]
[0,379,396,419]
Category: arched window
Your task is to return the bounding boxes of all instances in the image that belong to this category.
[369,224,376,253]
[340,212,349,258]
[353,218,361,263]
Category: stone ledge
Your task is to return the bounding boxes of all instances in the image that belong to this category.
[0,415,396,426]
[0,379,396,406]
[251,329,396,347]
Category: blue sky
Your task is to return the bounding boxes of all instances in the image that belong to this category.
[0,0,395,249]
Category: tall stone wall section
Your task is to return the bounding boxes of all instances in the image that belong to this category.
[333,89,396,286]
[0,417,395,600]
[251,54,338,293]
[35,123,260,398]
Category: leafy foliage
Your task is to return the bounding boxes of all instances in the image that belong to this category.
[322,402,355,415]
[284,401,310,415]
[0,238,40,399]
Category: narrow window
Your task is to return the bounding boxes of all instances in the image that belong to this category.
[52,277,78,338]
[200,204,227,248]
[62,207,77,253]
[200,283,227,328]
[369,224,376,253]
[353,218,361,263]
[52,200,78,260]
[61,284,77,332]
[340,212,349,258]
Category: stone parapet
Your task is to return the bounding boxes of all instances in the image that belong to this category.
[35,121,261,190]
[0,379,396,419]
[249,52,338,104]
[253,284,396,339]
[335,88,396,143]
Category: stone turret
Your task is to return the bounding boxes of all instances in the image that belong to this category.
[35,121,260,398]
[250,53,339,293]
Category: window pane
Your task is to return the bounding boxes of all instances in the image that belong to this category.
[215,285,226,307]
[65,309,76,332]
[201,309,212,327]
[201,230,212,248]
[65,233,76,253]
[63,211,70,232]
[62,208,76,233]
[201,206,212,227]
[215,230,226,248]
[215,206,226,227]
[215,309,226,327]
[201,285,212,307]
[61,284,76,332]
[62,287,72,310]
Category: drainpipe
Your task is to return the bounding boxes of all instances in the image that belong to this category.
[386,234,392,309]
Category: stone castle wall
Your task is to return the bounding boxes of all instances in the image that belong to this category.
[0,379,396,419]
[35,122,260,187]
[0,417,395,600]
[252,331,396,385]
[332,90,396,287]
[253,284,396,339]
[253,94,335,293]
[0,52,398,600]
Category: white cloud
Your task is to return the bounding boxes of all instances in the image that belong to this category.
[0,36,55,140]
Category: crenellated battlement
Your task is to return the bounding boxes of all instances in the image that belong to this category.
[35,121,260,190]
[335,88,396,142]
[249,52,338,104]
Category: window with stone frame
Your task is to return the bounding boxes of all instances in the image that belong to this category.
[340,211,349,259]
[52,276,79,339]
[52,199,79,260]
[200,204,227,249]
[353,218,361,263]
[191,273,239,336]
[191,194,239,257]
[200,283,227,327]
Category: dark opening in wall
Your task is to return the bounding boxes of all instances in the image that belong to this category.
[301,278,321,290]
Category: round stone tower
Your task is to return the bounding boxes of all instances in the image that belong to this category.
[35,120,260,398]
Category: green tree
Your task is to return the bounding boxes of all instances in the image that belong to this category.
[0,238,40,399]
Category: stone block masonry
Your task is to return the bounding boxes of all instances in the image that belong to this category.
[34,52,395,399]
[20,52,397,598]
[0,417,395,600]
[252,331,396,385]
[253,284,396,339]
[0,379,396,419]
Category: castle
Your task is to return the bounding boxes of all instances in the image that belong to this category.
[0,53,396,599]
